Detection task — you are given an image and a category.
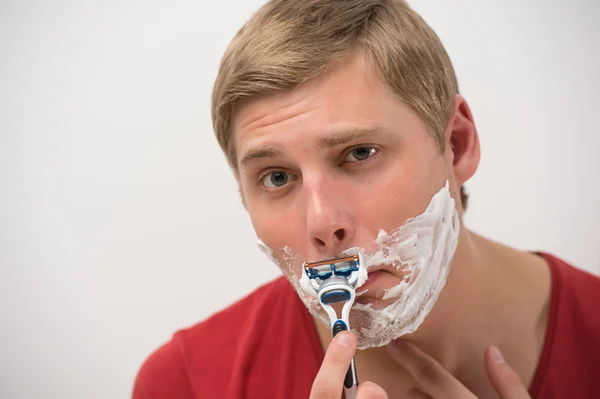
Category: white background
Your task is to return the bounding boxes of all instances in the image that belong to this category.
[1,1,599,398]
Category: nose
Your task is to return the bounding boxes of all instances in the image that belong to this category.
[310,223,353,249]
[306,182,355,256]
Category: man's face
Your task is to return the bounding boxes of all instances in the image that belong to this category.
[233,54,455,306]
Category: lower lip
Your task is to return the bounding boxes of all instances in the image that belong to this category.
[358,270,388,290]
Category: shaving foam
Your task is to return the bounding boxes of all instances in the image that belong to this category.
[258,180,460,349]
[356,264,368,289]
[299,270,317,297]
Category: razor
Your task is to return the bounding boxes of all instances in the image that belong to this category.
[303,254,362,399]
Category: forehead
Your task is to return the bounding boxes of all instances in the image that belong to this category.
[231,54,419,168]
[235,55,383,129]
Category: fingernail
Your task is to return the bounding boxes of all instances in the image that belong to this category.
[491,346,504,364]
[337,333,353,347]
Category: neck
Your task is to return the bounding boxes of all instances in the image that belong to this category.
[312,230,551,397]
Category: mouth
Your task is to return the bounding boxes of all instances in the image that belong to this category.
[357,265,398,292]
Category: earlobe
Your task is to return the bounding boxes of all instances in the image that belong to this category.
[445,95,480,187]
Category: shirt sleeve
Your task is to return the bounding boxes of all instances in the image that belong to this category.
[132,337,195,399]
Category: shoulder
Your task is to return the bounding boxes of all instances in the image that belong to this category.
[132,276,297,399]
[542,252,600,312]
[132,334,194,399]
[541,252,600,333]
[532,253,600,397]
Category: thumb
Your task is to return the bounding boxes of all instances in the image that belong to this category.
[485,346,531,398]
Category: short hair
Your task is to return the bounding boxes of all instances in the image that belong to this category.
[212,0,469,208]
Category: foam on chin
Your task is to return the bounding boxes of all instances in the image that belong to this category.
[258,180,460,349]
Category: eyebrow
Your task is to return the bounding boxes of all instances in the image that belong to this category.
[239,126,387,167]
[239,147,286,167]
[316,127,387,149]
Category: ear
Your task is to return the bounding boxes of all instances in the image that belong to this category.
[444,95,480,187]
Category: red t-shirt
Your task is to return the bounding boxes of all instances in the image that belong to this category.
[132,253,600,398]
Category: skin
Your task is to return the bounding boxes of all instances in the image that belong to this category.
[233,53,552,398]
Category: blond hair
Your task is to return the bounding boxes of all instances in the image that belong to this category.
[212,0,469,209]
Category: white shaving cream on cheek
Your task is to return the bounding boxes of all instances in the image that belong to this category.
[259,181,460,349]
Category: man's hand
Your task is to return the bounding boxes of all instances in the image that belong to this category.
[386,339,531,398]
[310,332,388,398]
[310,332,531,398]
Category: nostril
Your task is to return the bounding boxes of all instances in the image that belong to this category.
[311,228,349,249]
[313,237,326,247]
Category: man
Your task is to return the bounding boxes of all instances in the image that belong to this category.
[133,0,600,398]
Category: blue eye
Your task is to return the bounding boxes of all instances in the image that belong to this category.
[262,171,289,188]
[345,146,377,162]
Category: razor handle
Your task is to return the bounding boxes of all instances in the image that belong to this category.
[332,320,358,399]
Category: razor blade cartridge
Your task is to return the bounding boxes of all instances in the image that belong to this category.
[304,255,360,280]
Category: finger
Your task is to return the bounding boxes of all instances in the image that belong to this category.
[387,340,477,398]
[310,332,356,399]
[356,381,388,399]
[485,346,531,398]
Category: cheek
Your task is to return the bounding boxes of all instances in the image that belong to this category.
[357,179,418,234]
[249,202,306,258]
[356,153,447,234]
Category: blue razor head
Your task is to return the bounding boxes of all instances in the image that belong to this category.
[321,288,352,304]
[304,255,360,280]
